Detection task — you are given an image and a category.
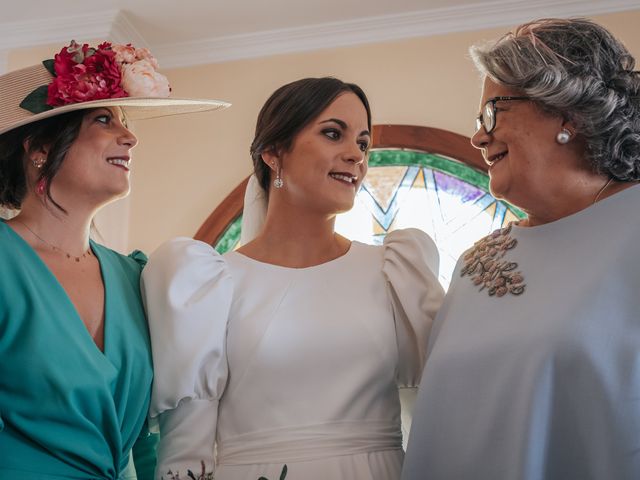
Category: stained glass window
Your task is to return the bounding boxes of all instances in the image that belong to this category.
[214,149,525,289]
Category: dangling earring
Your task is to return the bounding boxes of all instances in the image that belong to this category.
[556,128,572,144]
[273,164,283,189]
[36,178,47,196]
[32,156,46,169]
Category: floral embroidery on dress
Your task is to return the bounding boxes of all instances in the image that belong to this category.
[259,464,288,480]
[162,463,288,480]
[460,223,525,297]
[162,461,213,480]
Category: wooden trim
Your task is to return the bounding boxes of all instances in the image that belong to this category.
[195,125,484,243]
[194,177,249,245]
[372,124,486,172]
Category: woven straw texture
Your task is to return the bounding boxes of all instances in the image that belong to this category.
[0,64,230,135]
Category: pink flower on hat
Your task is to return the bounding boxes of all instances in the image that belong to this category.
[112,44,138,64]
[132,47,160,70]
[122,59,170,98]
[113,44,161,69]
[37,40,171,109]
[47,42,126,106]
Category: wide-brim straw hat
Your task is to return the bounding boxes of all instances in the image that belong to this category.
[1,60,230,136]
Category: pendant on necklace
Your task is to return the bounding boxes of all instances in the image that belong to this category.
[460,223,526,297]
[56,246,93,262]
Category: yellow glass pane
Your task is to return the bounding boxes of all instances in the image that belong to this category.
[362,166,408,211]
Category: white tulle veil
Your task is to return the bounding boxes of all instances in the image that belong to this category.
[240,174,268,245]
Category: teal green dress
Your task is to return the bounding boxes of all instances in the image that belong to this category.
[0,220,156,479]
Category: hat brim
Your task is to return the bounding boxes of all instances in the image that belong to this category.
[0,97,230,136]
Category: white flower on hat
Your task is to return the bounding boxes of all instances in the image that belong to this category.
[121,59,171,98]
[133,47,160,70]
[112,44,137,64]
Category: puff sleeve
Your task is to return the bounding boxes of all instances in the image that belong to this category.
[382,228,444,388]
[141,238,233,479]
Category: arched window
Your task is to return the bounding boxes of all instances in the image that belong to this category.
[195,125,525,288]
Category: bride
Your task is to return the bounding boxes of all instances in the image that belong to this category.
[142,76,444,480]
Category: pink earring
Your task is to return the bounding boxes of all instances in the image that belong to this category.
[36,178,47,195]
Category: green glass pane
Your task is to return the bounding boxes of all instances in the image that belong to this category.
[214,215,242,254]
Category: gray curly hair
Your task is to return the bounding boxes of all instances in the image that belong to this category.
[470,18,640,181]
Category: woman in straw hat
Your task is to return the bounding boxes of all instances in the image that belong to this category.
[0,40,228,479]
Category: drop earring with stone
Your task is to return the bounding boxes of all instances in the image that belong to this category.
[273,163,283,189]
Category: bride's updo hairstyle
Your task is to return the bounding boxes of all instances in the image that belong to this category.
[249,77,371,195]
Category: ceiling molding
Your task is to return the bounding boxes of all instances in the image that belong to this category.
[0,0,638,71]
[110,11,149,48]
[155,0,640,68]
[0,10,120,50]
[0,9,148,71]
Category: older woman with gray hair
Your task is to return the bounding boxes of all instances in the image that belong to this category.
[402,18,640,480]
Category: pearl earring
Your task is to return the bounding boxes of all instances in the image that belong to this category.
[556,128,572,144]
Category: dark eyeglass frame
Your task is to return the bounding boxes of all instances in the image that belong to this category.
[475,96,531,134]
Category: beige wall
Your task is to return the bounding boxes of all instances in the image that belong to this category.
[7,11,640,253]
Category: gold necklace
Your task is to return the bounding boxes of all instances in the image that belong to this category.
[14,218,93,262]
[593,177,614,204]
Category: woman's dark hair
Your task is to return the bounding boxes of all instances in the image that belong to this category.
[250,77,372,193]
[0,109,88,211]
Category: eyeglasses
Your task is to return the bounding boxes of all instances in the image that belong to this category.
[475,96,531,134]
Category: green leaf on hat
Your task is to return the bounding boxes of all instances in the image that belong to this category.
[42,59,56,77]
[19,85,53,114]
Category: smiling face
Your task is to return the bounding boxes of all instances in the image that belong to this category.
[265,92,370,215]
[50,107,138,207]
[470,77,567,208]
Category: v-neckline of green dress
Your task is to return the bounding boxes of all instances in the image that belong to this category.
[1,219,111,360]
